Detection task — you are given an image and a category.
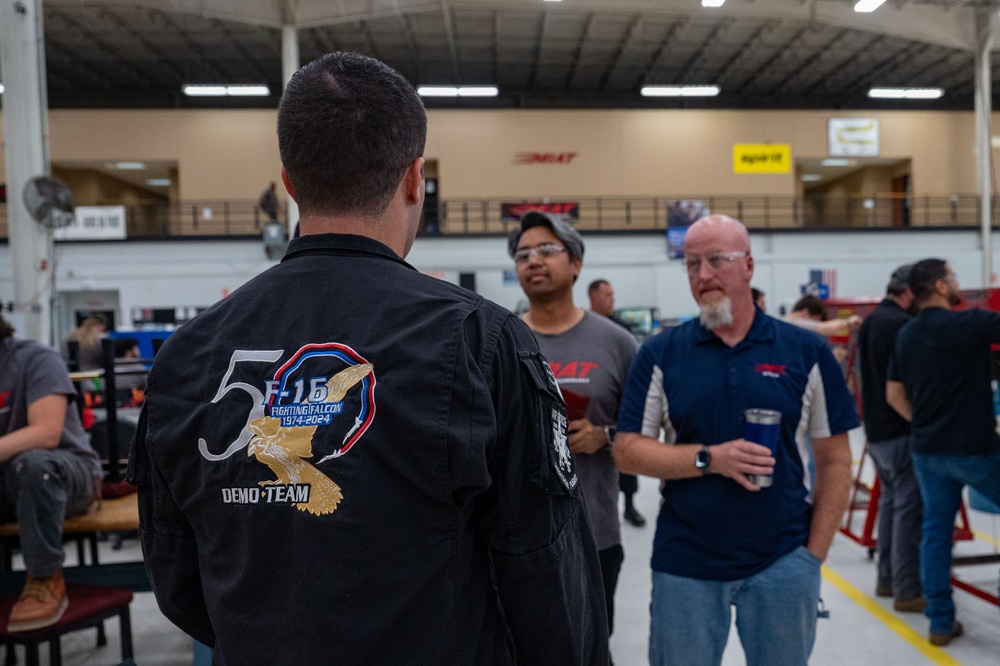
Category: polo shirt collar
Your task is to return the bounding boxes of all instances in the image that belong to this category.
[694,306,775,346]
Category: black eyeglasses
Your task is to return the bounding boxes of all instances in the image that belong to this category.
[514,243,569,264]
[684,251,750,275]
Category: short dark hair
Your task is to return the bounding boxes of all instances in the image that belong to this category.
[0,315,13,341]
[588,279,609,295]
[277,52,426,219]
[751,287,764,302]
[908,258,949,304]
[792,294,827,320]
[114,337,140,358]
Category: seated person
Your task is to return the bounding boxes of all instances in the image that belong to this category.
[113,337,148,394]
[0,315,102,631]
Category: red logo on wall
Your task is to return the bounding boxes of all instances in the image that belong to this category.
[500,202,579,222]
[514,152,578,165]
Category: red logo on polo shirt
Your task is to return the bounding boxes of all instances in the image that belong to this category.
[755,364,786,378]
[0,391,10,411]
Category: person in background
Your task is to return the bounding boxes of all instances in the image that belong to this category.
[786,294,860,364]
[513,217,638,656]
[615,214,857,666]
[129,52,609,665]
[61,315,107,372]
[588,278,645,528]
[0,315,102,631]
[886,258,1000,646]
[113,337,148,394]
[857,264,924,614]
[751,287,766,313]
[259,182,279,222]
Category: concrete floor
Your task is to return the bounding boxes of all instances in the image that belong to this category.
[13,449,1000,665]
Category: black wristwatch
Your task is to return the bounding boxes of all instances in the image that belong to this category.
[603,426,617,447]
[694,445,712,475]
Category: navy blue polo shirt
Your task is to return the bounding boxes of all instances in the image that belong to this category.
[617,310,859,581]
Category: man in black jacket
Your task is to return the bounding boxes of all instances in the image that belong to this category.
[129,52,609,665]
[857,264,924,612]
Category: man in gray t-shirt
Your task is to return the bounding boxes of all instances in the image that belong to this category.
[510,212,638,644]
[0,315,101,632]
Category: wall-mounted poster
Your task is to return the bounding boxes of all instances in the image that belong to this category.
[828,118,879,157]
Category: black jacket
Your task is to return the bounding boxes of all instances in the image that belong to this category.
[128,233,609,665]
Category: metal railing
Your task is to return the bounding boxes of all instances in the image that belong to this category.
[0,194,996,239]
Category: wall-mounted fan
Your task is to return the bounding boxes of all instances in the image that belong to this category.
[22,176,75,230]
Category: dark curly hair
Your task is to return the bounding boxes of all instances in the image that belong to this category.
[0,315,14,341]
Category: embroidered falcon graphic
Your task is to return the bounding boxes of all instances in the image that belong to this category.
[246,363,372,516]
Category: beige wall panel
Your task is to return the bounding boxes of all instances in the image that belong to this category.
[175,111,281,200]
[425,110,625,198]
[50,110,182,160]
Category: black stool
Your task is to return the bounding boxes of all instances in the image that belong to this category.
[0,584,133,666]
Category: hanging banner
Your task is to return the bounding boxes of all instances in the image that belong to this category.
[54,206,127,240]
[500,201,579,222]
[828,118,879,157]
[733,144,792,174]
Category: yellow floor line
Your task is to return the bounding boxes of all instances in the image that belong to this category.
[821,565,962,666]
[971,529,1000,549]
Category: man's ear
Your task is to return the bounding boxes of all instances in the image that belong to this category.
[404,157,426,206]
[280,166,297,202]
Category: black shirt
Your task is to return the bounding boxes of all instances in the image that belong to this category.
[128,233,609,665]
[857,298,911,442]
[888,307,1000,456]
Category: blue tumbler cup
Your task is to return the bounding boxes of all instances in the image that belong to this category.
[743,408,781,487]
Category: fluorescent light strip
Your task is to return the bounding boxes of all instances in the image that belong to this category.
[868,87,943,99]
[182,84,270,97]
[801,174,823,182]
[417,85,498,97]
[146,178,172,187]
[854,0,888,12]
[116,162,146,170]
[0,84,4,94]
[821,159,852,167]
[702,0,726,6]
[641,85,720,97]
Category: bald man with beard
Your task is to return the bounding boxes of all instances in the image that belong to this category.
[614,215,858,666]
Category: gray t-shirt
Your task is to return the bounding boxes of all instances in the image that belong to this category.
[0,337,102,479]
[531,311,638,551]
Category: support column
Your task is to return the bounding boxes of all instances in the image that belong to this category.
[974,4,994,288]
[281,22,300,235]
[0,0,52,343]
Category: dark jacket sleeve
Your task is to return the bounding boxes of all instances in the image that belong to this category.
[127,403,216,647]
[476,314,610,666]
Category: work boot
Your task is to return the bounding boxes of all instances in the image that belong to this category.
[7,571,68,632]
[893,597,927,613]
[875,581,892,598]
[623,505,646,527]
[929,621,963,647]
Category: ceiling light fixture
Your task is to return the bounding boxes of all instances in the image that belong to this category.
[182,84,270,97]
[801,174,823,182]
[854,0,888,12]
[702,0,726,6]
[115,162,147,170]
[868,87,944,99]
[0,84,4,94]
[417,85,499,97]
[821,158,853,167]
[641,85,720,97]
[146,178,172,187]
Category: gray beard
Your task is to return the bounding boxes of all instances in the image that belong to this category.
[699,297,734,330]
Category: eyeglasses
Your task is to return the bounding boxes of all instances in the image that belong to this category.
[684,251,750,275]
[514,243,569,264]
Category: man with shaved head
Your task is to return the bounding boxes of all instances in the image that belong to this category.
[614,215,858,666]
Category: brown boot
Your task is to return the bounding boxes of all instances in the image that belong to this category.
[929,621,963,647]
[7,571,68,632]
[893,597,927,613]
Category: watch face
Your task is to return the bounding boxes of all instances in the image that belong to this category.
[695,448,710,469]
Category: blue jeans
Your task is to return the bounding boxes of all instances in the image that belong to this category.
[912,449,1000,635]
[868,435,923,601]
[649,546,822,666]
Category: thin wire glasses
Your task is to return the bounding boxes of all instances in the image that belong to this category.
[684,251,750,275]
[514,243,569,264]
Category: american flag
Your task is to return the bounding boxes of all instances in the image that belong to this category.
[809,269,837,299]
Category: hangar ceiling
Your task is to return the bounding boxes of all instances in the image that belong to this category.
[6,0,1000,110]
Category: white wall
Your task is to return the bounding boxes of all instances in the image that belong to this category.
[0,229,996,341]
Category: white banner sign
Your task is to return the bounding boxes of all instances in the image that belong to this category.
[828,117,879,157]
[54,205,127,240]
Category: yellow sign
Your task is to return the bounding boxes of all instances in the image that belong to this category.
[733,144,792,174]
